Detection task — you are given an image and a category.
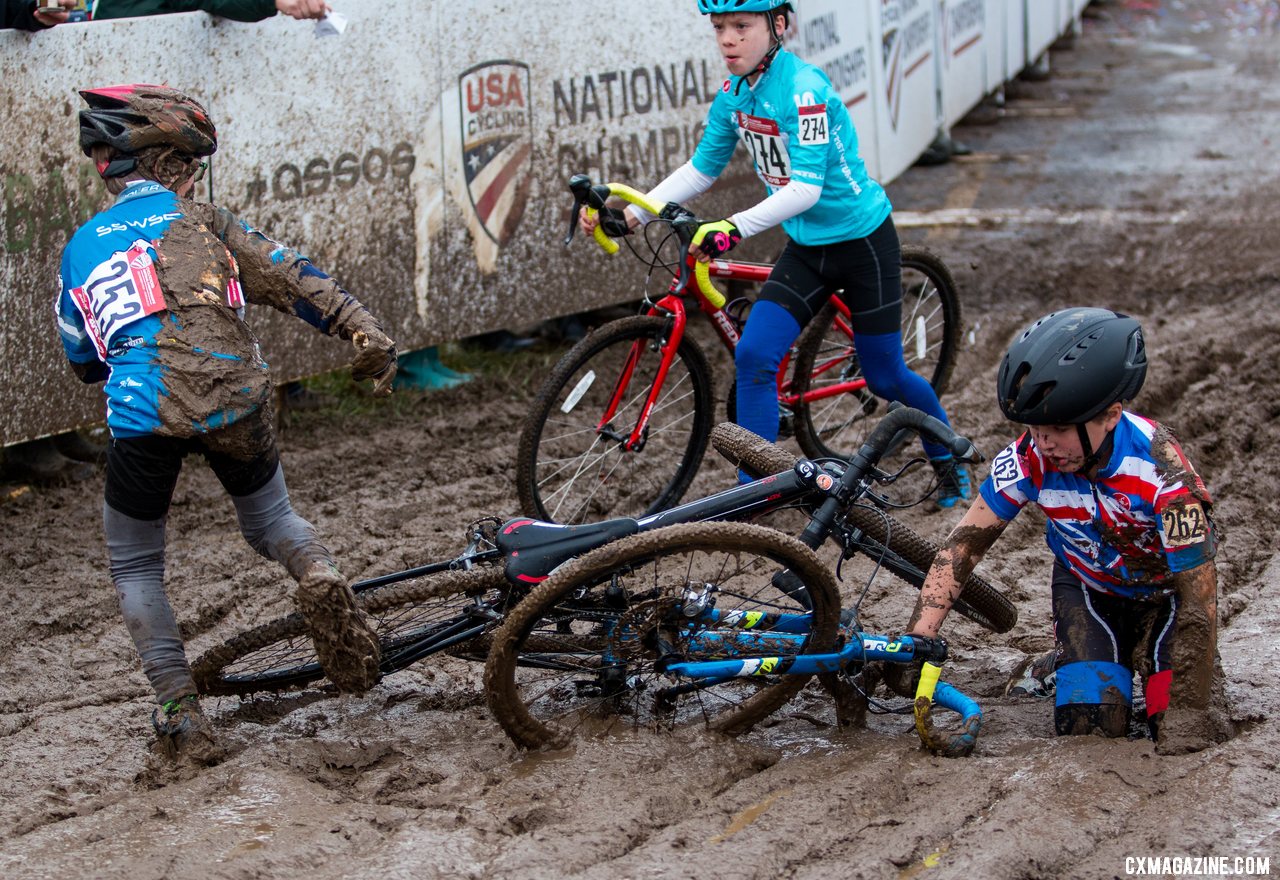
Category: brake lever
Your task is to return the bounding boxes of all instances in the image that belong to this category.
[565,174,593,246]
[564,203,581,246]
[669,213,700,294]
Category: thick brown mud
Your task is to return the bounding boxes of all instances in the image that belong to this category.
[3,2,1280,877]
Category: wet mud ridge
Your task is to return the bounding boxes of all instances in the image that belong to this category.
[3,2,1280,877]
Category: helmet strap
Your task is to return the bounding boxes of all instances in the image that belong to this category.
[98,156,138,178]
[1075,422,1114,476]
[732,10,786,95]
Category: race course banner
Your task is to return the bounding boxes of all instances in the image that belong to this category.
[0,0,1078,445]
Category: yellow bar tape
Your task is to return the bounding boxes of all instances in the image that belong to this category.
[583,182,727,308]
[916,661,942,702]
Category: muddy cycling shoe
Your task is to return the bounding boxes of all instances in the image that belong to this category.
[1005,650,1058,698]
[151,695,222,764]
[930,455,972,510]
[296,566,382,694]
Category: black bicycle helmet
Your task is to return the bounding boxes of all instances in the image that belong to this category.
[997,308,1147,425]
[79,84,217,162]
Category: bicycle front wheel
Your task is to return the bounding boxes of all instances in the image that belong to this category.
[791,245,961,462]
[193,565,508,696]
[484,521,840,749]
[516,315,715,524]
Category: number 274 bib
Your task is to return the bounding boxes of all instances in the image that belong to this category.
[737,112,792,188]
[69,239,167,360]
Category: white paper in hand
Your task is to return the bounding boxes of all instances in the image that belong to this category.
[315,11,348,38]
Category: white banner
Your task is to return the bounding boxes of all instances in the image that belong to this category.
[0,0,1082,444]
[790,0,880,178]
[871,0,939,184]
[940,0,990,129]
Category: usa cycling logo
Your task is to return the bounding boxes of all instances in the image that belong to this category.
[458,60,533,245]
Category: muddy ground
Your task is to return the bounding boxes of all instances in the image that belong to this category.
[3,2,1280,877]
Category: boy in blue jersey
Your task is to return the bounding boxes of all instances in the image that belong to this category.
[57,84,397,760]
[891,309,1231,754]
[582,0,969,507]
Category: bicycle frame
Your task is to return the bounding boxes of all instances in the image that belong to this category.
[555,568,981,757]
[573,178,868,453]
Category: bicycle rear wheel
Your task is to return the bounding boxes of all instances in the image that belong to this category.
[791,246,961,462]
[710,422,1016,633]
[484,521,840,749]
[516,315,715,524]
[193,565,508,696]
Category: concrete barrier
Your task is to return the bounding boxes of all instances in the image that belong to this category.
[0,0,1083,445]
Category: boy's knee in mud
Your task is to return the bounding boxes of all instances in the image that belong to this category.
[1054,660,1132,738]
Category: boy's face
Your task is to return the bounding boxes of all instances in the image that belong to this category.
[1027,403,1124,473]
[709,12,777,78]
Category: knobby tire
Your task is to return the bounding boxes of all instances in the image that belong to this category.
[484,521,841,749]
[709,422,1017,634]
[516,315,715,524]
[193,565,508,696]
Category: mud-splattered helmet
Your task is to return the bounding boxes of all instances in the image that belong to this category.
[79,84,217,162]
[997,308,1147,425]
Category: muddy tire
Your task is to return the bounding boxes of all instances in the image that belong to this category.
[515,315,715,524]
[710,422,1017,634]
[484,521,840,749]
[193,565,508,696]
[791,246,961,462]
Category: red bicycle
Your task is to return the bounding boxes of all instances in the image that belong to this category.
[516,175,961,524]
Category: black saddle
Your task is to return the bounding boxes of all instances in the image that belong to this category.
[497,516,640,586]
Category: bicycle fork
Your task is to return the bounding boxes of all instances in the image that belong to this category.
[595,300,688,452]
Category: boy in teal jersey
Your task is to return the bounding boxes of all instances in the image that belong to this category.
[583,0,969,506]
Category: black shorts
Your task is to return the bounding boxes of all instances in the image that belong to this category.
[1051,558,1175,681]
[105,409,279,521]
[757,215,902,335]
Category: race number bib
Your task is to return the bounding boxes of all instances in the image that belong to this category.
[1160,500,1209,549]
[797,104,829,145]
[989,445,1024,494]
[738,112,791,187]
[69,239,166,359]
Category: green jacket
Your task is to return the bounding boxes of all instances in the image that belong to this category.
[93,0,277,22]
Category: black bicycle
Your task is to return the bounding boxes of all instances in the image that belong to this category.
[194,406,1015,735]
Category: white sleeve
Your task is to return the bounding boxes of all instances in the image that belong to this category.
[629,162,718,225]
[729,180,823,239]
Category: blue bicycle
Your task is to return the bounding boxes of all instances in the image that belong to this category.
[484,410,990,758]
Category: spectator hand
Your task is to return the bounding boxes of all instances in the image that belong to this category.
[276,0,331,20]
[33,0,76,26]
[351,329,397,397]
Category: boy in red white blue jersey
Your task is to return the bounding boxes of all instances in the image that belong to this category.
[984,410,1216,601]
[889,309,1231,754]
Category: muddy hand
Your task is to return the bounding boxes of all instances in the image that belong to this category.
[351,329,398,397]
[1153,706,1232,755]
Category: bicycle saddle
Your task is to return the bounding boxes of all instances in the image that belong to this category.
[497,516,641,585]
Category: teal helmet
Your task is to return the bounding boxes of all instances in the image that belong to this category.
[697,0,790,14]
